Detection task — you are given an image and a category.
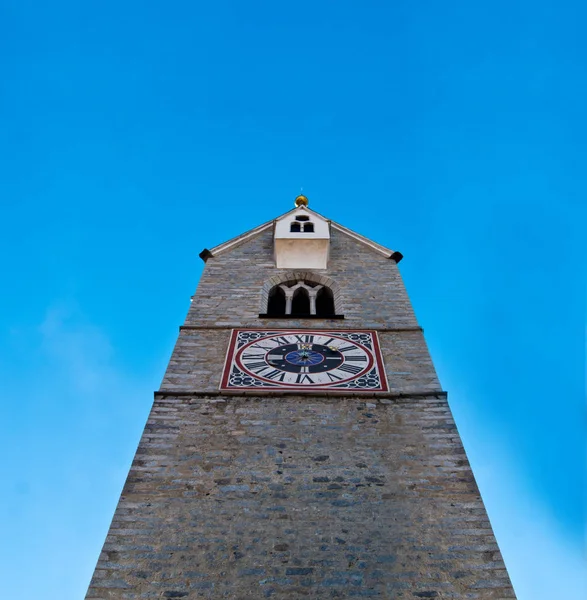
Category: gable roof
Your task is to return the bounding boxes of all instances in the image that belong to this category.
[199,206,403,263]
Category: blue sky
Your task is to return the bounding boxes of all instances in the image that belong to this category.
[0,1,584,598]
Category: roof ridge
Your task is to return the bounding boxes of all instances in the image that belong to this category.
[199,205,402,263]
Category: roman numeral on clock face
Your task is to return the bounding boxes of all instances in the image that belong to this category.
[294,334,314,344]
[337,363,363,375]
[326,372,343,382]
[243,361,268,371]
[264,369,287,381]
[337,344,358,353]
[242,353,265,360]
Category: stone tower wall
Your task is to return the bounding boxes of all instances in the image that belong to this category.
[85,224,517,599]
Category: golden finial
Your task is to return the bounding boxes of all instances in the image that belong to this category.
[294,194,309,207]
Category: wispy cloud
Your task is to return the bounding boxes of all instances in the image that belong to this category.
[1,301,155,600]
[39,302,116,395]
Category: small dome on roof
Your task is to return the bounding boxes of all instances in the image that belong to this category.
[294,194,309,207]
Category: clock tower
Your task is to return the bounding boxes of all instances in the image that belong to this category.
[86,196,516,599]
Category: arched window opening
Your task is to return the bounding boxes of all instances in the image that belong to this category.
[267,286,286,316]
[303,222,314,233]
[316,287,335,316]
[290,222,301,232]
[261,278,341,318]
[291,288,310,316]
[295,215,309,222]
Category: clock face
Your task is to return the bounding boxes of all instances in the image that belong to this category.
[220,330,388,392]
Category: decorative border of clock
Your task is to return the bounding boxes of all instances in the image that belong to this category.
[220,329,388,393]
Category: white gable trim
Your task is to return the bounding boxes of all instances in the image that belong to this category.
[330,222,392,258]
[208,220,274,256]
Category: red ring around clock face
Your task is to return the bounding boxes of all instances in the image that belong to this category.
[235,332,374,387]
